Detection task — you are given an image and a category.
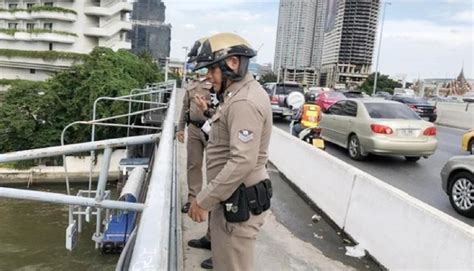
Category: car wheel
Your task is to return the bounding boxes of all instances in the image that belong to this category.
[469,139,474,155]
[449,172,474,218]
[429,116,437,122]
[348,135,365,161]
[405,156,421,162]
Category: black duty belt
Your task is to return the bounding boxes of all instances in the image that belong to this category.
[189,120,205,128]
[222,179,272,223]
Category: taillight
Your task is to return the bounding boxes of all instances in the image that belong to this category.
[271,95,279,105]
[312,127,322,136]
[409,105,417,111]
[371,124,393,134]
[423,127,437,136]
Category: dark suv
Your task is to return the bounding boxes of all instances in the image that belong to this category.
[390,96,437,122]
[264,82,304,117]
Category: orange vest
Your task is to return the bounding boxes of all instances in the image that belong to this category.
[301,104,321,128]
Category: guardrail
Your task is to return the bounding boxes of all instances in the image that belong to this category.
[269,127,473,269]
[0,81,179,267]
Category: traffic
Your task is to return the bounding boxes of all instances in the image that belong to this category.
[265,81,473,221]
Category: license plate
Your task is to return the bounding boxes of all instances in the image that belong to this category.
[422,117,430,121]
[313,138,325,149]
[398,129,418,137]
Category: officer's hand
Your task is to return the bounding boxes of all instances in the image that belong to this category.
[195,94,208,112]
[176,131,185,143]
[188,199,208,223]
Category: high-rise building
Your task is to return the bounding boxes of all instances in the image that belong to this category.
[0,0,133,81]
[273,0,328,84]
[129,0,170,65]
[320,0,380,88]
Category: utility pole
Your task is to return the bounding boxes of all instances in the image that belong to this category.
[373,1,391,96]
[164,57,169,82]
[181,46,188,88]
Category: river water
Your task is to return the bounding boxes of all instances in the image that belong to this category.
[0,183,119,271]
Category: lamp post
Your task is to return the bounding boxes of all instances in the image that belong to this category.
[164,57,170,82]
[182,46,188,88]
[372,1,391,96]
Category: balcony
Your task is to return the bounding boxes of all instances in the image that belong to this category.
[84,1,132,17]
[0,7,77,22]
[84,21,132,38]
[0,30,77,44]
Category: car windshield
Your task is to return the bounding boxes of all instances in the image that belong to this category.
[325,91,345,99]
[343,92,363,98]
[396,97,429,104]
[365,103,421,120]
[275,85,303,95]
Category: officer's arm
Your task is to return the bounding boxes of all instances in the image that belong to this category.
[197,100,263,210]
[177,89,189,131]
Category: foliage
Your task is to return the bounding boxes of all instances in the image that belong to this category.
[0,79,35,86]
[359,72,402,95]
[0,6,76,14]
[0,47,163,152]
[259,72,277,84]
[0,28,77,36]
[0,49,87,60]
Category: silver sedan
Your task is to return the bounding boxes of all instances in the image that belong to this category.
[319,99,438,162]
[440,155,474,218]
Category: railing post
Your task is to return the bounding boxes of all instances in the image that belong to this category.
[95,147,113,202]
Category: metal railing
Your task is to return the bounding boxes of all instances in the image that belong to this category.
[0,80,179,265]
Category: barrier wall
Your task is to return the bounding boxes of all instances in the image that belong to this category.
[269,128,473,269]
[433,102,473,130]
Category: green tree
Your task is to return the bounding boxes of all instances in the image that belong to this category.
[259,72,277,84]
[0,47,163,152]
[359,72,402,95]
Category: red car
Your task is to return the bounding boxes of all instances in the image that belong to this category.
[316,91,345,111]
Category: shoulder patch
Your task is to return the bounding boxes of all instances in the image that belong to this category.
[238,129,254,143]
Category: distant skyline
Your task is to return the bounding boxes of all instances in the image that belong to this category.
[165,0,473,81]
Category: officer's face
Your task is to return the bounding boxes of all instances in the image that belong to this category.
[206,57,240,93]
[206,64,223,93]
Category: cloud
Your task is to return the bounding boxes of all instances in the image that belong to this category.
[183,23,196,30]
[451,10,473,23]
[378,19,472,80]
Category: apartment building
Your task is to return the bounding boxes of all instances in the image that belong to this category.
[320,0,379,88]
[0,0,133,81]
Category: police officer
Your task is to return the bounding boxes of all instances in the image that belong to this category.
[189,33,273,271]
[177,39,213,214]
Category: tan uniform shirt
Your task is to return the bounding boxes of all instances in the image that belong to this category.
[197,73,273,210]
[178,79,213,131]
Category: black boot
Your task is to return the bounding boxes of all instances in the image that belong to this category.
[201,257,213,269]
[188,236,211,250]
[181,202,191,213]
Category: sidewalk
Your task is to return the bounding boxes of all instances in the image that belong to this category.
[177,140,357,270]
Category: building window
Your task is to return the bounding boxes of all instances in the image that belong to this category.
[30,69,36,74]
[8,23,18,29]
[44,23,53,31]
[26,3,36,9]
[26,23,35,31]
[49,43,53,51]
[44,2,53,7]
[8,3,18,9]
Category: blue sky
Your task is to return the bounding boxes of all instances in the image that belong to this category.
[165,0,473,81]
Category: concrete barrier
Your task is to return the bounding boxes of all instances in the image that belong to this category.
[269,128,473,269]
[432,102,473,130]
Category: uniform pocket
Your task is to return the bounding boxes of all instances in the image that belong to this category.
[224,211,268,239]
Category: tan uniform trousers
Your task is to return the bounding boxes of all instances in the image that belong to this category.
[186,124,207,202]
[210,205,269,271]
